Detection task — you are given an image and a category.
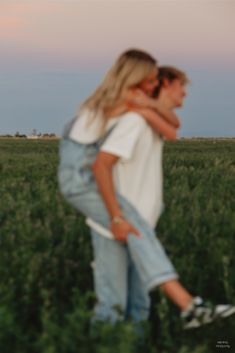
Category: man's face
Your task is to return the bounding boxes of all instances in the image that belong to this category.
[166,79,187,108]
[137,68,159,97]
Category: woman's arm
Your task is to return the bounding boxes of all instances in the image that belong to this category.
[105,101,177,140]
[148,100,181,128]
[104,92,180,133]
[92,151,140,242]
[103,91,178,140]
[127,89,181,128]
[130,107,177,140]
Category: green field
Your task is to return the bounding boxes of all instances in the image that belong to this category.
[0,139,235,353]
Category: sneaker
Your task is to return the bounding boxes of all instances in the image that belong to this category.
[181,296,235,330]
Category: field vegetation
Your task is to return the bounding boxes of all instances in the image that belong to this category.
[0,139,234,353]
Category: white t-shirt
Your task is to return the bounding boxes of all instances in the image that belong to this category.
[69,110,164,239]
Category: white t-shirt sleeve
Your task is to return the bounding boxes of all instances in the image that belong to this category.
[100,112,146,160]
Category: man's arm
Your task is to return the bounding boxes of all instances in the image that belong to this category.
[92,151,140,242]
[92,152,122,219]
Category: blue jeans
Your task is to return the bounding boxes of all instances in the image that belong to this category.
[58,137,179,323]
[91,228,150,323]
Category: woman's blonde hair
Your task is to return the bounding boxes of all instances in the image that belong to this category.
[78,49,157,129]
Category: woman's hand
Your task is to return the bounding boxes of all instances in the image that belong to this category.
[104,101,129,118]
[126,88,152,109]
[110,217,141,243]
[105,89,155,118]
[105,89,151,118]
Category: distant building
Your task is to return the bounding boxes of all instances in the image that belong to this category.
[27,135,39,139]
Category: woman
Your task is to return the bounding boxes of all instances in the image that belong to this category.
[58,49,235,330]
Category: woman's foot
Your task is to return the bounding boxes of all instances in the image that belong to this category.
[181,296,235,330]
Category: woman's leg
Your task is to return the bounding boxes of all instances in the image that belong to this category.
[67,188,180,295]
[160,280,193,310]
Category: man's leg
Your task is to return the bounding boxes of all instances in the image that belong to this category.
[125,251,150,323]
[90,228,128,323]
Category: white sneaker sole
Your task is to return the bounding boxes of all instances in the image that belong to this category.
[215,305,235,319]
[183,305,235,330]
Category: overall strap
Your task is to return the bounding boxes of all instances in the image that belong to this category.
[62,114,118,148]
[96,123,117,149]
[62,115,78,139]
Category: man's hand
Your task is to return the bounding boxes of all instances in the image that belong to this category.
[110,218,141,243]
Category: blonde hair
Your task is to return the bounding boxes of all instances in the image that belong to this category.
[78,49,157,130]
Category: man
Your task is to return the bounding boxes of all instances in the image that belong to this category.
[87,66,235,330]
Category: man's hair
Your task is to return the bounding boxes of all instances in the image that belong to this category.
[154,66,190,97]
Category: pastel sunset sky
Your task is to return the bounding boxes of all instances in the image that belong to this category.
[1,0,235,136]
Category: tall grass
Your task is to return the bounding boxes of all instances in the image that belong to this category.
[0,139,234,352]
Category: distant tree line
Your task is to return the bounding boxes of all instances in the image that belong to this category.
[0,130,58,138]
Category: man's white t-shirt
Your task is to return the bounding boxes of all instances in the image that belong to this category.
[69,110,164,239]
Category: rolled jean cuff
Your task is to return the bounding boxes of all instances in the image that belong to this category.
[147,272,179,292]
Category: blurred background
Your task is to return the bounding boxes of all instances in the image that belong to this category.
[0,0,235,137]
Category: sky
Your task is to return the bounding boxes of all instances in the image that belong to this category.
[0,0,235,137]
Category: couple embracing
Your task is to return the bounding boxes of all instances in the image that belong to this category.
[58,49,235,333]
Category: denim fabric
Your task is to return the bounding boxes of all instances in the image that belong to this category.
[91,228,150,323]
[58,136,179,322]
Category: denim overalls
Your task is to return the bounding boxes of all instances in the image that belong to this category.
[58,117,178,323]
